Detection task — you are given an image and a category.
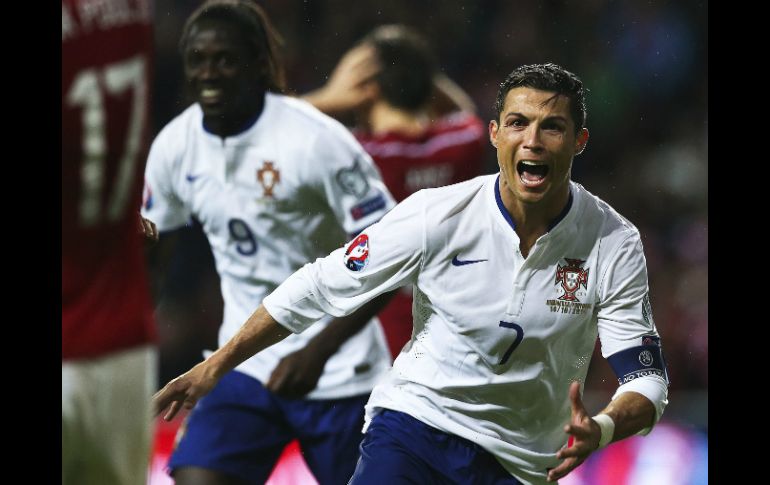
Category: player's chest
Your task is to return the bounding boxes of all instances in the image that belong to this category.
[423,233,600,339]
[176,143,309,219]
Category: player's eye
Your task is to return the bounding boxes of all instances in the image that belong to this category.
[542,122,566,133]
[186,51,203,68]
[218,55,235,68]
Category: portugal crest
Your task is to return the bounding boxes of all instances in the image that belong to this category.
[257,161,280,198]
[555,258,589,302]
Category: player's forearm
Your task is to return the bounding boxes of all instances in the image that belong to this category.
[597,391,656,443]
[205,305,292,378]
[305,290,398,360]
[144,229,181,304]
[302,88,341,115]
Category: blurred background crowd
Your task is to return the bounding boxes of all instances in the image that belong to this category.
[149,0,707,435]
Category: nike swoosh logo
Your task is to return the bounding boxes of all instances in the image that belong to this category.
[451,255,488,266]
[186,174,202,182]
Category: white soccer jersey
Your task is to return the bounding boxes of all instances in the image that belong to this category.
[142,93,396,399]
[264,174,669,484]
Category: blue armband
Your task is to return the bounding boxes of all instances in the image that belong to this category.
[607,338,670,386]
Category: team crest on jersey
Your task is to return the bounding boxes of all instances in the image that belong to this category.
[344,233,370,271]
[257,161,280,198]
[555,258,589,302]
[546,258,592,315]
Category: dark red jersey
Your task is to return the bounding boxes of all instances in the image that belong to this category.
[356,112,486,357]
[355,112,486,202]
[62,0,156,360]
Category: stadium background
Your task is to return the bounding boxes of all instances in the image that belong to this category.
[146,1,708,483]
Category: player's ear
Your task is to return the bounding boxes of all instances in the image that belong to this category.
[574,128,589,155]
[489,120,499,148]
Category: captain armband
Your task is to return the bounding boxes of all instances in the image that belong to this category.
[606,339,669,387]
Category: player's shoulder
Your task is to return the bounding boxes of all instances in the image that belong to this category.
[147,104,202,173]
[572,181,641,243]
[153,104,201,147]
[268,93,361,147]
[410,174,494,224]
[419,174,491,199]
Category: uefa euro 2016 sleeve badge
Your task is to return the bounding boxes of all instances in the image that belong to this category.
[344,233,370,271]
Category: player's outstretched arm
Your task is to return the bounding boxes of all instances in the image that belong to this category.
[547,381,656,482]
[152,304,292,421]
[266,289,397,398]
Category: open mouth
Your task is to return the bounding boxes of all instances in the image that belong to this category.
[516,160,549,187]
[199,87,224,105]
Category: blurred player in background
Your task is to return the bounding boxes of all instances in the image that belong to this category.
[304,24,486,357]
[153,63,670,484]
[62,0,157,484]
[142,1,396,483]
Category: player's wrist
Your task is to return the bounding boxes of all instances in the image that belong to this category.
[591,413,615,449]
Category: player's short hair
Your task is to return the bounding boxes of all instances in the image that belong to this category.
[179,0,286,93]
[362,25,437,111]
[494,63,587,133]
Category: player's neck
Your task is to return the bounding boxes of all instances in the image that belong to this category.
[499,179,571,257]
[368,103,429,136]
[204,96,265,139]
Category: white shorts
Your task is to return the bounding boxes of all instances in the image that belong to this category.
[62,345,157,485]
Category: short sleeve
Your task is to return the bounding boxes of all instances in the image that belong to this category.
[596,233,659,357]
[263,190,425,333]
[307,126,396,235]
[140,130,190,231]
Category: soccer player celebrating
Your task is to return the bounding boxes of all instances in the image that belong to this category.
[154,62,669,485]
[142,1,396,483]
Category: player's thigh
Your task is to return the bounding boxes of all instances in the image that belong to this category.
[62,363,82,485]
[291,394,369,485]
[170,370,292,484]
[62,345,156,485]
[351,410,524,485]
[348,409,435,485]
[104,346,157,484]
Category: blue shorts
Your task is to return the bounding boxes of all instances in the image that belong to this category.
[349,409,524,485]
[169,370,369,485]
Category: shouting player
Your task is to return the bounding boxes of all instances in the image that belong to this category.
[154,63,669,484]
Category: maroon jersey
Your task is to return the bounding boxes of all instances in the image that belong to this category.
[62,0,156,360]
[355,112,486,357]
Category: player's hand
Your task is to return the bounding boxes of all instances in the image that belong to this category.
[547,381,601,482]
[138,213,159,242]
[308,44,380,112]
[266,347,325,399]
[152,362,218,421]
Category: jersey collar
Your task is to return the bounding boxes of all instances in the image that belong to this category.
[493,174,574,234]
[199,92,272,141]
